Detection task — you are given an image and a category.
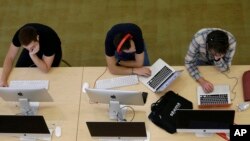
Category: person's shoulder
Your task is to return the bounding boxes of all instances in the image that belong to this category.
[191,28,213,44]
[125,23,141,30]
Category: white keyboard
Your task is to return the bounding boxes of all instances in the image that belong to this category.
[95,75,139,89]
[9,80,49,89]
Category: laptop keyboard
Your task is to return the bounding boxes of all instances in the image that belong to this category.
[147,66,173,89]
[200,94,229,105]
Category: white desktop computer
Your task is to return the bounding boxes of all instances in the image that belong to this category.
[0,115,51,141]
[86,121,148,141]
[0,87,53,115]
[85,88,148,120]
[175,109,235,137]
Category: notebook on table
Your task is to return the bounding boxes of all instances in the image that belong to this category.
[139,58,183,93]
[197,84,232,108]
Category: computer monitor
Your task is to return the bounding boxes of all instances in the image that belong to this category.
[0,87,53,115]
[0,115,51,140]
[86,122,147,140]
[175,109,235,137]
[85,88,148,120]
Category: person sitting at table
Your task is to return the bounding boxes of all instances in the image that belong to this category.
[105,23,151,77]
[185,28,236,93]
[0,23,62,87]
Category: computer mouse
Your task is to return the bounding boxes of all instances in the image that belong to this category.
[237,102,250,111]
[82,82,89,93]
[55,126,61,137]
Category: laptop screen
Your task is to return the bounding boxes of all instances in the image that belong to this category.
[157,70,183,92]
[139,58,182,92]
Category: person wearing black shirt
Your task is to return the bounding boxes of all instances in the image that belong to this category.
[105,23,151,76]
[0,23,62,87]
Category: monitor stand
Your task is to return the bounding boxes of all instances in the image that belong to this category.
[109,100,127,121]
[19,98,39,115]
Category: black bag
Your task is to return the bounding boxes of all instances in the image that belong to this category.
[148,91,193,134]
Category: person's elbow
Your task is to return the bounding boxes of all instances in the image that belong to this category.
[43,69,50,73]
[108,67,118,75]
[107,64,121,75]
[40,66,51,73]
[41,69,50,73]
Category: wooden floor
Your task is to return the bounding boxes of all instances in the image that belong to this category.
[0,0,249,66]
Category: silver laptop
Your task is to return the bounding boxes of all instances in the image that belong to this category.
[197,84,231,108]
[139,58,183,93]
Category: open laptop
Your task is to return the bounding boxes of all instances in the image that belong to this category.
[86,122,147,140]
[139,58,183,93]
[197,84,232,108]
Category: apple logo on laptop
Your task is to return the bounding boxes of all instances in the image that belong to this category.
[110,95,116,99]
[17,92,23,96]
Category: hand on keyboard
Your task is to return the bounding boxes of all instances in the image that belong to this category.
[197,77,214,93]
[133,67,151,77]
[0,81,8,87]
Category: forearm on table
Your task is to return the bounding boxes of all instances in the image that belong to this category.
[30,54,50,73]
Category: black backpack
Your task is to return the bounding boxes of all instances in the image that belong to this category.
[148,91,193,134]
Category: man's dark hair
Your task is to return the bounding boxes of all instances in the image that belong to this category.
[18,26,38,45]
[206,30,229,54]
[113,33,131,51]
